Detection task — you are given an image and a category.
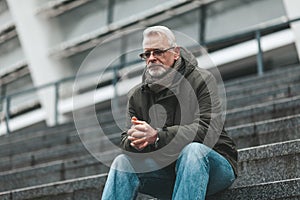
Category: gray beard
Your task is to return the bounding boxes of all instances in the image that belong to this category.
[147,65,168,77]
[144,57,182,93]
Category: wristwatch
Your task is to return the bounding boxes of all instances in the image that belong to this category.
[154,128,161,148]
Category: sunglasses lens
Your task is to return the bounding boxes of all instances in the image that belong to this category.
[144,52,151,58]
[139,47,173,60]
[153,50,163,57]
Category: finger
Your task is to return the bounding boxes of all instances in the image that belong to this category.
[131,140,148,150]
[133,124,148,132]
[128,136,138,141]
[130,142,138,149]
[127,128,136,136]
[130,140,146,150]
[131,116,138,121]
[132,119,144,125]
[132,137,147,145]
[137,141,149,149]
[131,131,146,138]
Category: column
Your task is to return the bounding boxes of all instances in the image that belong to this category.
[6,0,73,126]
[283,0,300,60]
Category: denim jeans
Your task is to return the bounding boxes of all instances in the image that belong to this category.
[102,143,236,200]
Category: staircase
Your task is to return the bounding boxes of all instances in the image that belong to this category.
[0,64,299,199]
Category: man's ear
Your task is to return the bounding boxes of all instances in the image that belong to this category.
[174,46,180,60]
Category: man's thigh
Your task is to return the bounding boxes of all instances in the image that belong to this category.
[206,149,236,195]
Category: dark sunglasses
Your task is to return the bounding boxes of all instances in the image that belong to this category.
[139,47,175,60]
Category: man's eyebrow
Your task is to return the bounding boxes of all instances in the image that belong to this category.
[144,48,163,51]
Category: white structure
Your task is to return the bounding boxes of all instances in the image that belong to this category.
[7,0,73,126]
[283,0,300,59]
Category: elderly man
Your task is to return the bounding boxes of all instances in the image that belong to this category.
[102,26,237,200]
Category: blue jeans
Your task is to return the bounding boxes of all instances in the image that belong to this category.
[102,143,236,200]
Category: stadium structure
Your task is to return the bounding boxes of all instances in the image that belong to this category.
[0,0,300,199]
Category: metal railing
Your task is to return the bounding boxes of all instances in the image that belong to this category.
[204,17,300,74]
[1,16,300,134]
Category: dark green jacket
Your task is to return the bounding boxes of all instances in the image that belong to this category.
[121,48,238,176]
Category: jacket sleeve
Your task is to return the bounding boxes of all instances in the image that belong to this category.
[120,92,153,153]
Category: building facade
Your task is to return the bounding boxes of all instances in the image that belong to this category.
[0,0,299,133]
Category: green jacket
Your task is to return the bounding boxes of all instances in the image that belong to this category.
[121,48,238,176]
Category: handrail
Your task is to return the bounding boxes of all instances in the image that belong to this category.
[1,16,300,134]
[203,16,297,48]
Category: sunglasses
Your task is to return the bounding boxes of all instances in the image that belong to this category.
[139,47,175,60]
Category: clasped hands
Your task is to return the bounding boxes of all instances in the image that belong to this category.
[127,117,158,151]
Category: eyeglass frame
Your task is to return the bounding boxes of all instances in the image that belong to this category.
[139,47,175,60]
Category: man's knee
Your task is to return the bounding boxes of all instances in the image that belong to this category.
[178,143,212,164]
[181,143,211,156]
[176,143,212,175]
[111,154,133,172]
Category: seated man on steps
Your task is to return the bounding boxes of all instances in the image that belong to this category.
[102,25,238,200]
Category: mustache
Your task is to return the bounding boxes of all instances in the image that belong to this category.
[147,64,164,68]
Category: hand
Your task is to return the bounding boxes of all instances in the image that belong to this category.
[127,117,158,151]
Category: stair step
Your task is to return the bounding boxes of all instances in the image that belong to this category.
[227,114,300,148]
[226,95,300,126]
[0,139,298,192]
[234,139,300,187]
[0,122,123,159]
[0,133,119,172]
[227,82,300,109]
[208,178,300,200]
[0,174,107,200]
[1,174,299,200]
[224,64,300,89]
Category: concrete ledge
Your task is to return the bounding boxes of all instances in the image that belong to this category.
[0,174,107,200]
[226,72,300,96]
[227,114,300,148]
[208,178,300,200]
[0,123,74,144]
[0,122,122,161]
[0,174,299,200]
[0,139,299,192]
[224,64,300,89]
[0,151,111,192]
[227,82,300,109]
[226,95,300,126]
[234,139,300,187]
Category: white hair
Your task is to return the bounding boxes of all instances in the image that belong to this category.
[143,26,177,47]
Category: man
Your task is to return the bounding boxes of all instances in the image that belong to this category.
[102,26,237,200]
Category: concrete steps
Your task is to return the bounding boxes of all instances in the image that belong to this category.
[208,178,300,200]
[0,131,119,172]
[227,114,300,148]
[0,64,299,199]
[224,64,300,90]
[82,91,300,135]
[1,174,299,199]
[0,174,107,200]
[233,139,300,187]
[0,122,123,169]
[0,137,298,194]
[226,82,300,109]
[2,96,299,169]
[225,94,300,127]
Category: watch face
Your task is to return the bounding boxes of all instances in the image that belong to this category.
[156,128,162,132]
